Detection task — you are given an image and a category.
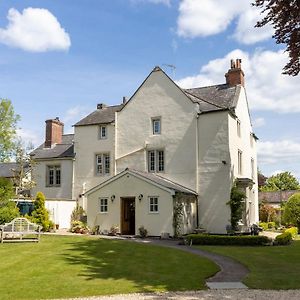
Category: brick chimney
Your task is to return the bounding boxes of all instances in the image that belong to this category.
[45,117,64,148]
[225,59,245,87]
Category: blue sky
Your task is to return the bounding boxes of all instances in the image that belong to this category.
[0,0,299,179]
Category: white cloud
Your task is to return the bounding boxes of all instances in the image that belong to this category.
[252,117,265,128]
[177,48,300,113]
[257,140,300,165]
[177,0,273,44]
[0,7,71,52]
[16,128,42,148]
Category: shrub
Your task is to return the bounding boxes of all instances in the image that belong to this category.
[138,226,148,238]
[259,202,277,222]
[185,234,272,246]
[0,202,20,224]
[268,222,276,229]
[283,193,300,231]
[71,205,86,223]
[70,220,89,234]
[259,222,268,231]
[109,225,119,236]
[30,192,52,231]
[284,227,298,238]
[275,232,293,245]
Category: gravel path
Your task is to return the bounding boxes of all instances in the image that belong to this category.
[52,290,300,300]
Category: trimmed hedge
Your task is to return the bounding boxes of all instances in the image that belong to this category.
[185,234,272,246]
[275,232,293,245]
[284,227,298,238]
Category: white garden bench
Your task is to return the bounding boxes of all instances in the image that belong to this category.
[0,217,41,243]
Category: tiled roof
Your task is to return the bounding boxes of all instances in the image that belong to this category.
[74,104,124,127]
[30,134,74,160]
[0,162,23,178]
[183,84,240,113]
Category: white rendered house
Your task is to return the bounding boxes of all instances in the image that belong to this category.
[32,59,258,234]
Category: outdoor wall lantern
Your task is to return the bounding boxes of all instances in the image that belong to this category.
[111,195,115,202]
[138,194,143,201]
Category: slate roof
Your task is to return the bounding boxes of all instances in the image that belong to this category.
[0,163,21,178]
[30,134,74,160]
[86,168,197,196]
[74,104,124,127]
[129,169,198,195]
[183,84,240,113]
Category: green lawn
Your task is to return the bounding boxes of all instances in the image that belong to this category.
[0,235,218,300]
[196,236,300,289]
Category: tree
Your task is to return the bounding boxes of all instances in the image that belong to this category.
[259,201,277,222]
[0,178,20,224]
[253,0,300,76]
[260,171,300,191]
[30,192,53,231]
[283,193,300,230]
[0,99,20,161]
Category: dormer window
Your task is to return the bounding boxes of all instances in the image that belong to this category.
[152,118,161,135]
[99,125,107,139]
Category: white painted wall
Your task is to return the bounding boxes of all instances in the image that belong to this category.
[197,111,232,234]
[46,199,76,228]
[116,70,198,191]
[228,86,259,225]
[32,158,74,200]
[74,123,115,207]
[87,173,176,236]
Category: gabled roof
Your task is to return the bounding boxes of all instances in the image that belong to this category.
[183,84,241,113]
[30,134,74,160]
[74,104,123,127]
[0,162,29,178]
[85,168,197,196]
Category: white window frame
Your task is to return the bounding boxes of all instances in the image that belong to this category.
[237,119,241,137]
[96,153,110,176]
[99,198,108,213]
[149,196,159,213]
[147,150,164,173]
[46,165,61,187]
[152,117,161,135]
[99,125,107,139]
[238,150,243,175]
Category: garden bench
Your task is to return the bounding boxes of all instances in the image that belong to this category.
[0,217,41,243]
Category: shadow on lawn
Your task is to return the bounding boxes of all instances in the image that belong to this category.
[62,237,196,293]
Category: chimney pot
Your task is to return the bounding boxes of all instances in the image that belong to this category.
[122,96,127,104]
[225,58,245,87]
[97,103,107,110]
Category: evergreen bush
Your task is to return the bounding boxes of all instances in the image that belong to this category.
[275,232,293,245]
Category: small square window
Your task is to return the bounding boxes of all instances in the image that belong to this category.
[149,197,159,213]
[152,118,161,135]
[100,198,108,213]
[99,126,107,139]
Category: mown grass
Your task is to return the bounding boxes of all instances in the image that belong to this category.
[196,236,300,289]
[0,235,218,300]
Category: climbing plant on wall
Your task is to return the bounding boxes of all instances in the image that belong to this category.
[173,195,184,238]
[227,181,246,231]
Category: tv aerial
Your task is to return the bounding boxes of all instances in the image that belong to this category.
[162,64,176,78]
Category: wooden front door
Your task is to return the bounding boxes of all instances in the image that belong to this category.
[121,197,135,235]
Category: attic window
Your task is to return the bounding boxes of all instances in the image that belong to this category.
[152,118,161,135]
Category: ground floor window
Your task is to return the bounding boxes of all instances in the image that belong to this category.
[149,196,159,213]
[99,198,108,213]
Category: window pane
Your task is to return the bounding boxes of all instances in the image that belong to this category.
[158,151,164,172]
[55,168,61,185]
[148,151,155,172]
[153,119,161,134]
[149,197,158,212]
[100,126,107,139]
[49,169,54,185]
[104,154,110,174]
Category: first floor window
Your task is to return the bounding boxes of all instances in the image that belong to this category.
[47,165,61,187]
[148,150,164,172]
[100,198,108,213]
[149,196,159,213]
[96,153,110,175]
[238,150,243,175]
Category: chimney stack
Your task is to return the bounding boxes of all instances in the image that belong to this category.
[97,103,107,109]
[225,58,245,87]
[45,117,64,148]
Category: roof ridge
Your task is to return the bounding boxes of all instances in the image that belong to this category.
[185,83,228,90]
